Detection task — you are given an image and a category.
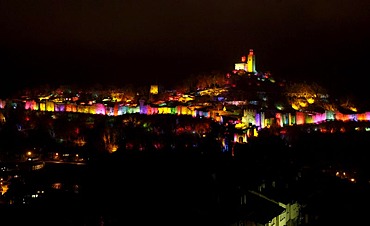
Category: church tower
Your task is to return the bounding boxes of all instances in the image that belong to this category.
[234,49,257,73]
[247,49,256,73]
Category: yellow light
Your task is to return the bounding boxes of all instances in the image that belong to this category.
[307,98,315,104]
[291,104,299,110]
[150,85,159,95]
[298,101,307,107]
[235,123,247,129]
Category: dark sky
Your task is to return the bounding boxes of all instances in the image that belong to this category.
[1,0,370,98]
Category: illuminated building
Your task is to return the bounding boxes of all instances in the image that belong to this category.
[235,49,257,73]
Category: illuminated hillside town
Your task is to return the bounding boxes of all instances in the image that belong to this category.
[1,49,368,125]
[0,50,370,225]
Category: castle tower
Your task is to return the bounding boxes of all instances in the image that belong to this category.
[234,49,257,73]
[247,49,256,73]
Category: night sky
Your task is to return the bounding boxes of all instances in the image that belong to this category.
[1,0,370,98]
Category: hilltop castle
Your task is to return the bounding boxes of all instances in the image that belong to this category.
[234,49,257,73]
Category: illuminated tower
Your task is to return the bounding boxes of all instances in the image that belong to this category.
[247,49,256,73]
[234,49,257,73]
